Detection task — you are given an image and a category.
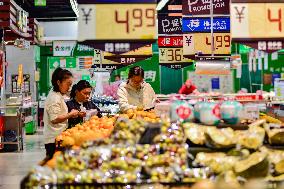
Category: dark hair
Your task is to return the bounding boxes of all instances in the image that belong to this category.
[52,67,73,92]
[70,80,92,99]
[115,75,121,79]
[128,66,144,79]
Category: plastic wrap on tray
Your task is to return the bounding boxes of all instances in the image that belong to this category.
[260,147,284,176]
[182,168,212,182]
[26,166,57,187]
[183,123,206,145]
[205,127,235,149]
[234,151,269,179]
[264,123,284,145]
[149,167,178,183]
[194,152,239,174]
[235,125,265,150]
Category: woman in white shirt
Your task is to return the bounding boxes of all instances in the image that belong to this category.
[117,66,157,112]
[43,68,79,159]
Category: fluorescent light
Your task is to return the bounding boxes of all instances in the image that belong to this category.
[70,0,79,17]
[156,0,170,11]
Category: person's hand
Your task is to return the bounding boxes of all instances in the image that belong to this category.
[68,109,79,118]
[78,111,87,117]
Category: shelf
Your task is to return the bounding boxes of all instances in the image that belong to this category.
[0,142,19,145]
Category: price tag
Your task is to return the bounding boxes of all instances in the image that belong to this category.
[158,15,183,35]
[78,4,156,40]
[183,33,231,56]
[159,48,191,63]
[158,36,183,47]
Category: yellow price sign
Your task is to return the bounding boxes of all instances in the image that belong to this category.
[78,4,157,40]
[231,3,284,38]
[183,33,231,56]
[159,48,191,63]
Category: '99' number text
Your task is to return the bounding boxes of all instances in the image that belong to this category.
[115,8,156,33]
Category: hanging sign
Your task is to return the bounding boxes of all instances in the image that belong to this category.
[158,36,183,47]
[0,0,30,38]
[231,3,284,38]
[73,44,94,56]
[182,0,230,15]
[158,15,183,35]
[103,55,151,65]
[183,33,231,57]
[234,39,284,53]
[53,41,76,56]
[78,4,156,41]
[182,17,230,32]
[79,41,154,54]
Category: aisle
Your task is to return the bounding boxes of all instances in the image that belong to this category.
[0,131,45,189]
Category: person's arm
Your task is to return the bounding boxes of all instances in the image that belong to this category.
[47,102,79,125]
[117,86,136,112]
[51,110,78,124]
[178,85,186,94]
[191,85,199,95]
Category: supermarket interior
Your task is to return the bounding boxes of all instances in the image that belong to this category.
[0,0,284,188]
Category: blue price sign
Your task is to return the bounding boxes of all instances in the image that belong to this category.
[182,17,230,33]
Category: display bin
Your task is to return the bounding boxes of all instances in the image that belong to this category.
[20,176,197,189]
[19,176,284,189]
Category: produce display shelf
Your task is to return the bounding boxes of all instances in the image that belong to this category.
[20,176,284,189]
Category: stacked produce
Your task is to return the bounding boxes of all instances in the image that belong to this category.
[183,121,267,149]
[119,108,161,123]
[56,116,115,147]
[23,107,284,188]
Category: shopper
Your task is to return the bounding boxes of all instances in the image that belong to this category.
[66,80,102,128]
[43,68,79,159]
[117,66,157,112]
[179,79,199,95]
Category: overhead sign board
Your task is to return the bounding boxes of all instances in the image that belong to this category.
[182,17,230,32]
[233,39,284,53]
[158,15,183,35]
[182,0,230,15]
[78,4,157,41]
[231,3,284,38]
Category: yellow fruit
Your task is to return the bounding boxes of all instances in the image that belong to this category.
[62,136,75,147]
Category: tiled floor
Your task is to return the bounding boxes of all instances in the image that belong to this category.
[0,131,45,189]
